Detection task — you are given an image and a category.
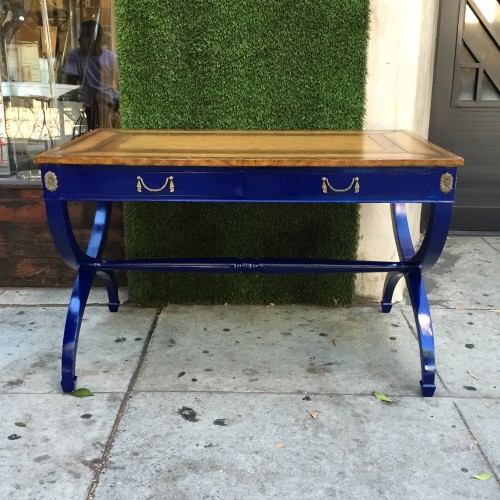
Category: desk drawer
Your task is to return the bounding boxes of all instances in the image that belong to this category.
[43,166,456,203]
[63,169,246,200]
[250,170,444,202]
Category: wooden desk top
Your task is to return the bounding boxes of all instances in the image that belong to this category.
[34,129,464,167]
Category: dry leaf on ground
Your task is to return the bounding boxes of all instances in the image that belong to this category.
[307,409,319,419]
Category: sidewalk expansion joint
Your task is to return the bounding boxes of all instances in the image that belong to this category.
[86,306,163,500]
[453,401,500,488]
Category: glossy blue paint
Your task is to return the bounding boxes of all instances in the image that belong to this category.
[380,202,451,396]
[61,269,95,392]
[43,165,457,204]
[82,257,415,274]
[406,270,436,397]
[45,200,92,268]
[41,162,458,397]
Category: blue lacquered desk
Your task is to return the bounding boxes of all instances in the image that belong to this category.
[34,129,463,396]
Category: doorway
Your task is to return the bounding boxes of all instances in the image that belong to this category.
[429,0,500,232]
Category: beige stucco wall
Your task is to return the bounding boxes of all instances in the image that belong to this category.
[357,0,440,302]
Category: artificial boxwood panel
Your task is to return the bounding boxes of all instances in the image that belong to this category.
[116,0,369,306]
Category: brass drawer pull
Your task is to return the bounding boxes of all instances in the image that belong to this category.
[137,175,175,193]
[322,176,359,194]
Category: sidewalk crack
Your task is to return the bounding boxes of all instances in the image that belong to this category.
[482,236,500,255]
[86,306,163,500]
[453,401,500,488]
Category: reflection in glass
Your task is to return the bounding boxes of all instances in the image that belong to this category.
[458,68,477,101]
[482,71,500,100]
[0,0,117,180]
[465,4,480,24]
[465,0,500,46]
[471,0,500,25]
[62,20,119,131]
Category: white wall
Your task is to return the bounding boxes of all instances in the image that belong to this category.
[357,0,440,301]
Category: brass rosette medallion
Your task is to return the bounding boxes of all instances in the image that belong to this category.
[44,171,59,192]
[439,173,454,194]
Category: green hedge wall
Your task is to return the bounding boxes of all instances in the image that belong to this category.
[116,0,369,306]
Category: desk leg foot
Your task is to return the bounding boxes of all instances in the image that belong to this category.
[405,270,436,398]
[97,270,120,312]
[421,381,436,397]
[381,272,404,313]
[61,269,95,393]
[380,302,393,313]
[61,375,77,393]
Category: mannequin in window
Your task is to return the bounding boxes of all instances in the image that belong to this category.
[63,20,119,130]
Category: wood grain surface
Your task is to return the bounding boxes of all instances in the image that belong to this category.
[34,129,464,167]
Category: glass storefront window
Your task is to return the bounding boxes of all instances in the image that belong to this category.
[0,0,118,180]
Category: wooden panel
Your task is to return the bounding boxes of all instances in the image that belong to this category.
[0,224,125,258]
[450,206,500,231]
[0,199,123,228]
[0,186,125,286]
[0,257,127,287]
[34,129,464,167]
[452,109,500,230]
[0,186,45,200]
[0,258,77,287]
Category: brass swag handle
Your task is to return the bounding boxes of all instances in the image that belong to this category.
[137,176,175,193]
[322,176,359,194]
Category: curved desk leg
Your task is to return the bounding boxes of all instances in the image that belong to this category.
[87,202,120,313]
[382,203,452,397]
[45,201,118,392]
[45,200,92,269]
[381,272,404,313]
[61,269,95,392]
[411,203,453,271]
[381,203,415,313]
[405,270,436,397]
[97,270,120,312]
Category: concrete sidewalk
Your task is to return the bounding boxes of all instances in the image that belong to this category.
[1,235,499,499]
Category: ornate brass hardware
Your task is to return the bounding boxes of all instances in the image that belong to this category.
[137,175,175,193]
[322,176,359,194]
[439,173,454,194]
[44,171,58,192]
